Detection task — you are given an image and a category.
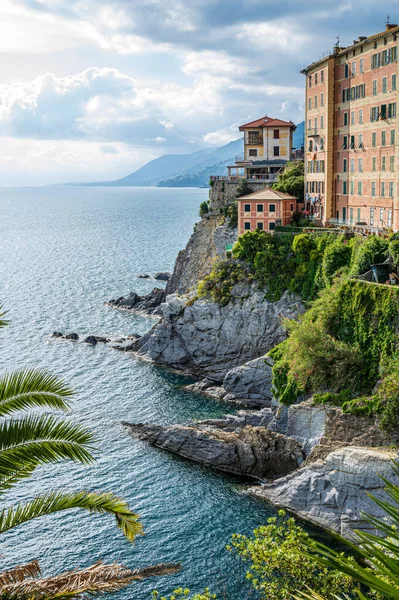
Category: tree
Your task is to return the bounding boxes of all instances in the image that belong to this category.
[273,161,304,203]
[0,309,179,599]
[235,178,252,198]
[199,201,209,217]
[295,463,399,600]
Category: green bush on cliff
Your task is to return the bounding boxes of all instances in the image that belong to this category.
[349,235,389,276]
[197,259,249,306]
[199,201,209,217]
[271,278,399,426]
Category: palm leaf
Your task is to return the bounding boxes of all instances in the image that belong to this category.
[0,561,41,585]
[0,369,73,417]
[0,461,39,495]
[0,415,95,483]
[0,561,180,600]
[0,305,8,329]
[0,490,143,541]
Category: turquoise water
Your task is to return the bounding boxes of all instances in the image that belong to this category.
[0,186,275,599]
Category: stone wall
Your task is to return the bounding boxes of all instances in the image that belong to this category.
[209,180,270,213]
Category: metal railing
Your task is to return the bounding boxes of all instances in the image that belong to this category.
[307,128,320,137]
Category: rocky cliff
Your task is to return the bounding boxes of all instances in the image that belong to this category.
[135,286,303,380]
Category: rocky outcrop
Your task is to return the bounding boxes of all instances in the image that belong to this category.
[136,286,303,380]
[165,218,237,295]
[251,446,399,539]
[123,420,304,478]
[107,288,165,315]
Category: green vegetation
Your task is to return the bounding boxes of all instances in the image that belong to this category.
[235,178,252,197]
[198,259,250,306]
[152,589,216,600]
[273,161,304,203]
[199,201,209,217]
[0,311,178,599]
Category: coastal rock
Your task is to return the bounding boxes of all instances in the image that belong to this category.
[65,332,79,340]
[251,446,399,539]
[84,336,98,345]
[123,421,304,478]
[107,288,165,315]
[138,274,151,279]
[136,286,303,380]
[222,356,274,406]
[154,272,171,281]
[286,403,327,455]
[52,331,63,338]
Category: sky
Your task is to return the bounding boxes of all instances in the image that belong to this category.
[0,0,393,185]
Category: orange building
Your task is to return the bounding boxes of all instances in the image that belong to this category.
[237,188,297,235]
[303,23,399,230]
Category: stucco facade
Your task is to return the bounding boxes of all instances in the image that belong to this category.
[303,24,399,230]
[237,188,297,235]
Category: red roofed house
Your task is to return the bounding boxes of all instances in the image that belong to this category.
[227,116,296,183]
[237,188,298,235]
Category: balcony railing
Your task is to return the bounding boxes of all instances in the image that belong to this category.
[307,128,320,137]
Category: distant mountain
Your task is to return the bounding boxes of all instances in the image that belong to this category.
[293,121,304,150]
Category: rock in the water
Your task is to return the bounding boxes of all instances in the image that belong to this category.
[84,336,98,345]
[136,286,303,380]
[251,446,399,539]
[123,421,304,478]
[52,331,63,337]
[107,288,165,315]
[65,332,79,340]
[138,274,151,279]
[154,272,171,281]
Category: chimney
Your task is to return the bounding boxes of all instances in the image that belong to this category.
[386,23,398,30]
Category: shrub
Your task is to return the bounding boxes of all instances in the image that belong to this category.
[227,201,238,228]
[232,229,272,265]
[197,259,248,306]
[227,510,357,600]
[321,238,352,284]
[199,201,209,217]
[389,238,399,265]
[235,178,252,198]
[349,235,389,276]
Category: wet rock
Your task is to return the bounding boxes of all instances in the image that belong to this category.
[138,274,151,279]
[154,272,171,281]
[107,288,165,315]
[84,336,98,345]
[65,332,79,340]
[52,331,63,338]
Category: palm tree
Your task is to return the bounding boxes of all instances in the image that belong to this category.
[295,462,399,600]
[0,308,179,598]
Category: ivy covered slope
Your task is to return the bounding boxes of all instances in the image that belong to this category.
[197,229,399,429]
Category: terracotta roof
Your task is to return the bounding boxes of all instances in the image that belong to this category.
[239,116,296,130]
[237,187,297,201]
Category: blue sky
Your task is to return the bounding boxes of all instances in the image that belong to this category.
[0,0,392,184]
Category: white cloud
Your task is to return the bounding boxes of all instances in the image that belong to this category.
[203,122,241,145]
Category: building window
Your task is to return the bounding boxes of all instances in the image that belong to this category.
[308,97,312,110]
[269,222,275,231]
[314,117,318,130]
[381,182,385,197]
[382,156,386,171]
[309,75,312,87]
[373,80,377,95]
[344,64,349,78]
[389,182,394,198]
[380,209,384,223]
[351,111,355,125]
[321,92,324,106]
[314,96,318,108]
[269,204,276,212]
[358,181,362,196]
[371,106,379,121]
[393,74,397,91]
[244,204,251,212]
[388,209,393,227]
[273,129,280,139]
[382,131,386,146]
[370,208,374,225]
[321,70,324,82]
[390,155,395,171]
[308,118,311,129]
[315,72,318,85]
[248,132,261,144]
[357,207,361,222]
[344,112,348,126]
[381,104,387,119]
[372,156,377,171]
[256,204,264,212]
[290,203,294,211]
[358,133,363,147]
[350,158,355,172]
[244,222,251,230]
[391,130,396,145]
[352,61,356,75]
[359,109,363,124]
[273,147,280,157]
[350,207,354,223]
[343,181,347,194]
[350,181,354,194]
[374,40,378,49]
[383,77,388,93]
[257,222,264,230]
[388,102,397,118]
[342,207,347,222]
[343,159,347,172]
[248,149,258,157]
[371,181,376,196]
[342,135,348,149]
[358,158,363,172]
[359,58,364,73]
[372,132,377,147]
[320,115,324,128]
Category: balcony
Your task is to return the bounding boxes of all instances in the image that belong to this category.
[307,128,320,137]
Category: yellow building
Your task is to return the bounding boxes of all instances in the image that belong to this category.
[227,116,296,183]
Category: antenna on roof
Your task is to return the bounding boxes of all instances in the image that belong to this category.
[334,34,340,48]
[386,14,390,25]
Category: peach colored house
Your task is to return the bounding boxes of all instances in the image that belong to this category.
[237,188,297,235]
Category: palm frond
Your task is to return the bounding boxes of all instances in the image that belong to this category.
[0,305,8,329]
[0,561,41,585]
[0,490,143,541]
[0,461,39,495]
[0,369,73,417]
[0,561,180,600]
[0,415,95,483]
